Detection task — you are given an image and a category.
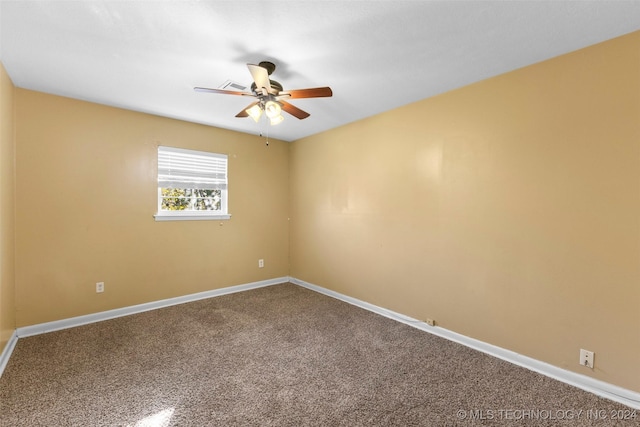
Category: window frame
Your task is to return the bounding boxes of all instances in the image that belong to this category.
[154,146,231,222]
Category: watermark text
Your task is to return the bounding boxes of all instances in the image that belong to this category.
[456,408,637,421]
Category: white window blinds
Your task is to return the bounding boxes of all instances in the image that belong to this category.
[158,146,227,190]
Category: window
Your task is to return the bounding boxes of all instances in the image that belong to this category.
[155,146,230,221]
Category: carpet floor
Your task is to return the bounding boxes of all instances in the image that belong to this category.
[0,283,637,426]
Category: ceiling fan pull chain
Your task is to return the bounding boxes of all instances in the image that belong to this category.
[265,122,270,146]
[259,115,269,146]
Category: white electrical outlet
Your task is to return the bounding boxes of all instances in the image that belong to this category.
[579,349,594,368]
[96,282,104,293]
[258,259,264,268]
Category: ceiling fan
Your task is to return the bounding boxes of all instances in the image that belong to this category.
[194,61,332,126]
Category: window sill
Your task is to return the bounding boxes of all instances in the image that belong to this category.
[154,213,231,222]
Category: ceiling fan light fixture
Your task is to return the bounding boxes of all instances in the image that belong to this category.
[270,114,284,126]
[264,100,282,119]
[246,104,263,122]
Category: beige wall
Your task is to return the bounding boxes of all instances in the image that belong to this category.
[15,90,289,326]
[290,32,640,391]
[0,61,16,353]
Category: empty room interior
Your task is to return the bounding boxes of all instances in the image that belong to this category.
[0,1,639,425]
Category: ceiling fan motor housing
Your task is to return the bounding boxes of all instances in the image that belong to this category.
[250,80,283,96]
[258,61,276,75]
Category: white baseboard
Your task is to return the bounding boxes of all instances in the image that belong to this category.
[7,275,640,410]
[17,277,289,338]
[290,277,640,410]
[0,330,18,378]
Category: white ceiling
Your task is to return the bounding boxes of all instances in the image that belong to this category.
[1,1,639,142]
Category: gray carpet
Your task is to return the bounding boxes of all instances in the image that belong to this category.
[0,283,637,426]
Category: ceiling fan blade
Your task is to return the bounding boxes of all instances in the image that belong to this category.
[235,101,259,118]
[194,87,254,96]
[247,63,272,93]
[280,101,310,120]
[278,87,333,99]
